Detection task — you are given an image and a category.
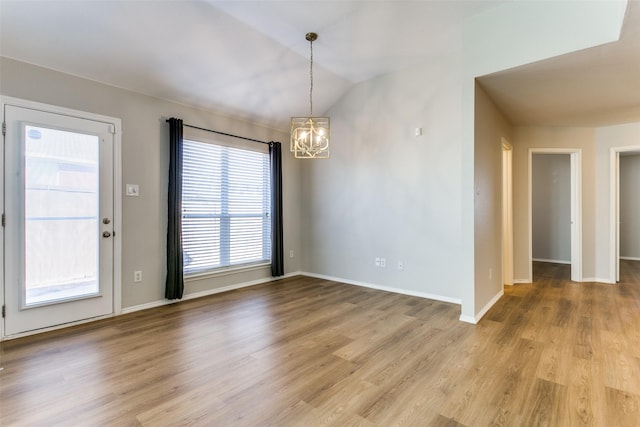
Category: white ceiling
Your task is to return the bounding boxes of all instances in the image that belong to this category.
[478,0,640,127]
[1,0,639,129]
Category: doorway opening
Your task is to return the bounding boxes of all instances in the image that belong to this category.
[529,148,582,282]
[610,147,640,283]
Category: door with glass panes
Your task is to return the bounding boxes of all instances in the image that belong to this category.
[3,102,116,336]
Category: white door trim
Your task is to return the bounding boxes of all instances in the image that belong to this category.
[610,146,640,283]
[502,138,514,286]
[528,148,582,282]
[1,96,122,340]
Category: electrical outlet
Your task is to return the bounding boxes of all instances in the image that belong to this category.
[134,270,143,282]
[398,260,404,270]
[380,258,386,268]
[289,250,294,258]
[375,257,381,267]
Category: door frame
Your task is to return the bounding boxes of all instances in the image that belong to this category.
[502,139,513,286]
[528,148,582,282]
[610,146,640,283]
[1,96,122,340]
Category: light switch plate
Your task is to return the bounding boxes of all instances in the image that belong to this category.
[126,184,139,197]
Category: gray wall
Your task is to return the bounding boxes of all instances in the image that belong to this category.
[474,82,512,313]
[301,55,465,303]
[1,57,302,310]
[512,127,597,282]
[532,154,571,263]
[620,154,640,259]
[512,124,640,284]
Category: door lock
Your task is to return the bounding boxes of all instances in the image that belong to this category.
[102,231,112,238]
[102,218,111,224]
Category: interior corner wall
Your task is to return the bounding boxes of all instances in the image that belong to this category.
[531,154,571,263]
[513,127,597,282]
[473,82,512,318]
[620,154,640,259]
[459,0,626,318]
[300,54,465,304]
[0,57,301,310]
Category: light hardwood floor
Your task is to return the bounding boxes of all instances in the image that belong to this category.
[1,261,640,426]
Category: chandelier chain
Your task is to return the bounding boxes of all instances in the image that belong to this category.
[309,39,314,116]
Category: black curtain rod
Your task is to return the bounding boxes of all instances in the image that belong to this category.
[185,124,270,145]
[166,119,270,145]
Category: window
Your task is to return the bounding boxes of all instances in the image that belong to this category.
[182,138,271,274]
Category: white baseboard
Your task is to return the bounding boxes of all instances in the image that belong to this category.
[513,276,616,285]
[2,272,302,341]
[19,270,477,339]
[299,272,511,325]
[532,258,571,265]
[459,289,504,325]
[477,289,504,321]
[300,272,462,305]
[581,277,616,284]
[2,313,115,341]
[119,300,171,315]
[459,314,476,324]
[120,271,302,315]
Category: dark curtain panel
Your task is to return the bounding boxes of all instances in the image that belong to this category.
[270,141,284,277]
[165,118,184,299]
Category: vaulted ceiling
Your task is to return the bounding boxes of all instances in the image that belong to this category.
[1,0,639,129]
[477,0,640,126]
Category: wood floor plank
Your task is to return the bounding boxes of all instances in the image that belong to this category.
[2,261,640,426]
[428,414,466,427]
[446,337,542,426]
[604,386,640,427]
[521,378,568,426]
[573,315,594,360]
[601,330,640,396]
[568,357,603,427]
[535,325,573,386]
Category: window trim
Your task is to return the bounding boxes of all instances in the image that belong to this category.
[184,261,270,282]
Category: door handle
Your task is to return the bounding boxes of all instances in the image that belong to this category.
[102,231,112,238]
[103,218,111,224]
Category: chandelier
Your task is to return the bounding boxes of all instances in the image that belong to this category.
[291,32,330,159]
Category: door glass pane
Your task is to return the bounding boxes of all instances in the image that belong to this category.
[24,125,100,306]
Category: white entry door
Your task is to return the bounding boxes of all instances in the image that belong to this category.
[4,103,116,336]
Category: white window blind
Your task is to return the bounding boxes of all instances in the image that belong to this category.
[182,138,271,274]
